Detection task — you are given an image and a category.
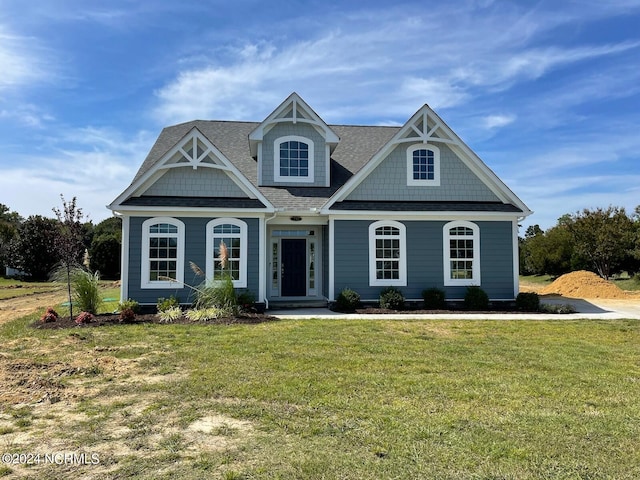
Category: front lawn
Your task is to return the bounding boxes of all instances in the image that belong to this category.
[1,315,639,479]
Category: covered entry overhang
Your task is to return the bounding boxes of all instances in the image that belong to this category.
[263,212,328,306]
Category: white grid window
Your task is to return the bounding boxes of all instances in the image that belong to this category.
[369,221,407,286]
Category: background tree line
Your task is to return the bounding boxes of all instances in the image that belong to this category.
[520,206,640,280]
[0,201,121,281]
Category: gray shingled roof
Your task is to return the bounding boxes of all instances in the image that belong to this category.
[126,121,400,210]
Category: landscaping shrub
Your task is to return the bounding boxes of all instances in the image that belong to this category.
[540,303,577,314]
[236,290,256,312]
[158,306,182,323]
[379,287,405,310]
[185,307,229,321]
[157,296,180,313]
[75,311,94,325]
[118,298,140,314]
[516,292,540,312]
[118,308,136,323]
[335,287,361,312]
[464,286,489,310]
[40,307,59,323]
[193,276,238,314]
[422,287,446,309]
[70,268,102,314]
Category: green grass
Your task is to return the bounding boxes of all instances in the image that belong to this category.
[0,278,63,300]
[1,316,640,479]
[519,274,554,287]
[613,276,640,292]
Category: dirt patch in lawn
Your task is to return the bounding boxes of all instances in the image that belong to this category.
[0,290,66,325]
[540,270,636,299]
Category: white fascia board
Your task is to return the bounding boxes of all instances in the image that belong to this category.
[324,211,522,222]
[109,207,273,218]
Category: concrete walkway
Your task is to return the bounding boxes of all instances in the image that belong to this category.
[268,296,640,320]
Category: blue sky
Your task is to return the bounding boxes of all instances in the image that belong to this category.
[1,0,639,229]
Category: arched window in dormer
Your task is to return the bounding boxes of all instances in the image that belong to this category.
[274,136,315,183]
[407,144,440,186]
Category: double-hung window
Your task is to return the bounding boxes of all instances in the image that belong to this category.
[206,218,247,288]
[407,144,440,186]
[443,221,480,286]
[274,136,314,183]
[141,217,185,289]
[369,220,407,286]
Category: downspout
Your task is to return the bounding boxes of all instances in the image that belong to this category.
[263,210,279,310]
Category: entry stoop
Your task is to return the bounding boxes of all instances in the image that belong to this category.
[267,299,329,310]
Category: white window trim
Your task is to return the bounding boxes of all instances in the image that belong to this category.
[369,220,407,287]
[273,135,315,183]
[206,218,248,288]
[443,220,480,286]
[141,217,185,289]
[407,143,440,186]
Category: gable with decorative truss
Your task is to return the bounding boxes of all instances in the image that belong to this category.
[249,92,339,188]
[324,105,530,212]
[110,127,272,209]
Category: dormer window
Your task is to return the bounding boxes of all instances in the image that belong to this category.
[407,144,440,186]
[274,135,314,183]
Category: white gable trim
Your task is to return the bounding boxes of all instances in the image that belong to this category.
[249,92,339,157]
[109,127,274,211]
[321,105,532,216]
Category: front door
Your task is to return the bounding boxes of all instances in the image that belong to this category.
[281,239,307,296]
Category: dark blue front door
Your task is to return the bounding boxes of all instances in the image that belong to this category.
[281,239,306,296]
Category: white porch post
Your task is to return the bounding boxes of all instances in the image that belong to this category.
[328,216,335,301]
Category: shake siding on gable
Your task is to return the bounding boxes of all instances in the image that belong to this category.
[345,144,501,202]
[126,216,260,305]
[333,219,515,300]
[142,168,248,198]
[261,123,327,187]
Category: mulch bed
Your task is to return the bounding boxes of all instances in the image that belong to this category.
[34,312,278,329]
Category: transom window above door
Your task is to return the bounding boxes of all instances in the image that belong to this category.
[274,136,315,183]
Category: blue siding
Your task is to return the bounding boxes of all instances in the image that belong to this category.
[346,144,500,202]
[127,216,260,305]
[333,219,515,301]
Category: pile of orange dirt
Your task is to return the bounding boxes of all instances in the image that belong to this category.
[540,270,629,299]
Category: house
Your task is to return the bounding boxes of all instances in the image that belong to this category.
[108,93,532,308]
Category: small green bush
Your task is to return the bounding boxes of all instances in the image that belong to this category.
[194,275,238,314]
[236,290,256,312]
[157,296,180,313]
[540,303,577,314]
[464,286,489,311]
[335,287,361,312]
[185,307,231,321]
[422,288,446,309]
[379,287,405,310]
[118,298,140,314]
[516,292,540,312]
[158,306,182,322]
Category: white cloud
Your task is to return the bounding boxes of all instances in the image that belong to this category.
[482,114,516,130]
[0,25,50,91]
